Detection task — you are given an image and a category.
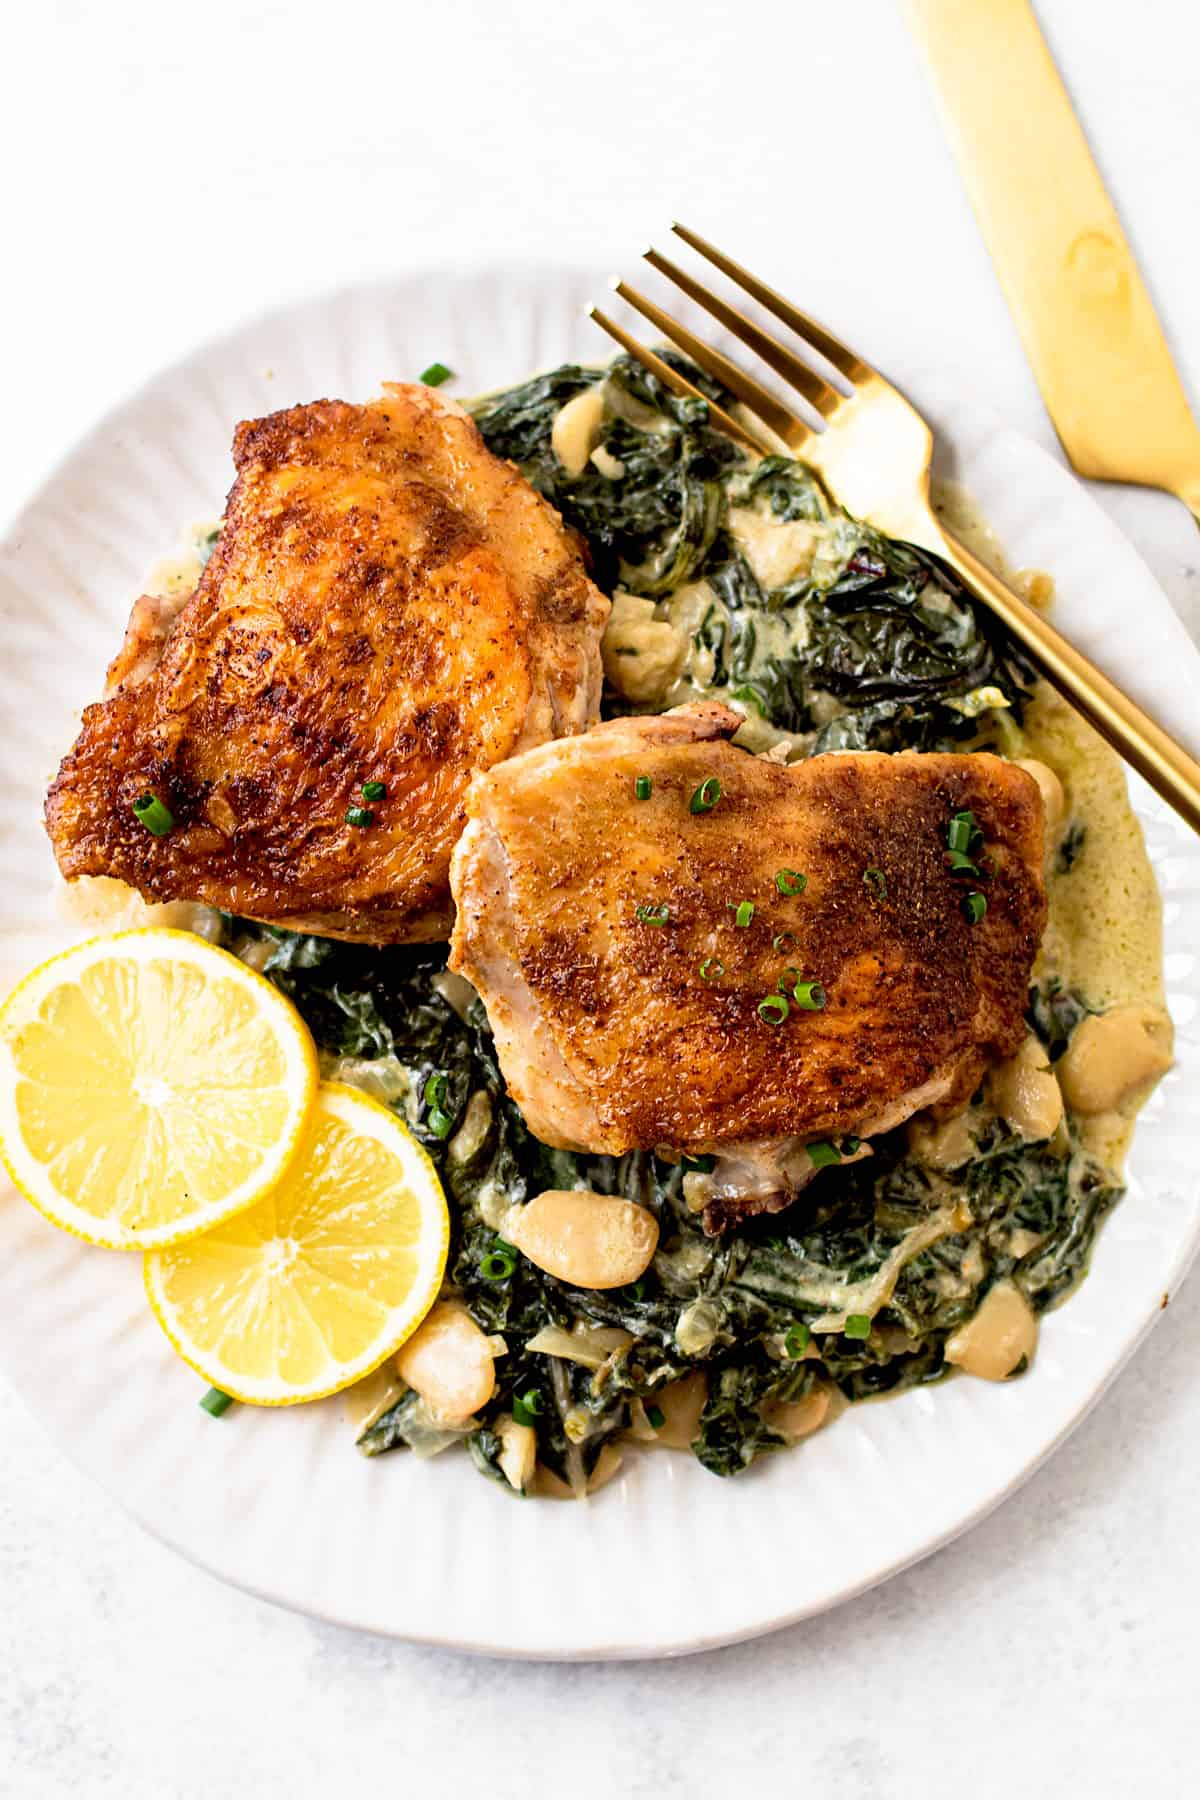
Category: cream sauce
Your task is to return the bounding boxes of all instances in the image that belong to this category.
[935,480,1168,1171]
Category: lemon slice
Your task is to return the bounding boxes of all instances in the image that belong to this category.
[0,928,318,1250]
[144,1082,451,1405]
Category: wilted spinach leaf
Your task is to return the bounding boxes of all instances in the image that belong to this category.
[474,352,743,597]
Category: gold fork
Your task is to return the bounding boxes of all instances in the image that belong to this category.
[590,224,1200,837]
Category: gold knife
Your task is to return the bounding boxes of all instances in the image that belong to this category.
[905,0,1200,525]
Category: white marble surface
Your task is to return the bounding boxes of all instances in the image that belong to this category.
[3,0,1199,1791]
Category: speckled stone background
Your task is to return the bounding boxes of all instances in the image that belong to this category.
[4,3,1199,1794]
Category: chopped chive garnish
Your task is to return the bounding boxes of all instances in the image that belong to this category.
[775,868,807,896]
[792,979,826,1010]
[628,1276,649,1301]
[419,361,454,386]
[346,805,374,828]
[943,850,979,877]
[132,793,174,837]
[682,1153,715,1173]
[199,1387,234,1418]
[772,931,797,953]
[699,956,724,982]
[783,1322,811,1359]
[946,810,980,854]
[634,775,652,800]
[842,1135,862,1154]
[512,1388,545,1427]
[362,780,386,801]
[646,1404,666,1430]
[843,1313,872,1340]
[862,867,887,900]
[480,1243,517,1282]
[635,901,670,926]
[963,891,988,924]
[806,1140,842,1169]
[689,775,723,814]
[423,1073,454,1139]
[730,900,754,928]
[758,993,789,1025]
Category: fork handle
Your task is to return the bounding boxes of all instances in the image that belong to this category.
[933,526,1200,837]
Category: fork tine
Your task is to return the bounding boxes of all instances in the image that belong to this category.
[643,248,841,421]
[612,281,809,451]
[587,308,769,455]
[671,223,867,384]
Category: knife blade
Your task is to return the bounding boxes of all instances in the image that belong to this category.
[905,0,1200,519]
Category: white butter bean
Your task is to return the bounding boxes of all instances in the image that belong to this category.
[551,387,606,477]
[945,1281,1037,1381]
[989,1035,1063,1142]
[1014,758,1066,837]
[760,1385,831,1442]
[638,1371,708,1450]
[727,506,821,588]
[590,444,626,480]
[601,591,684,704]
[906,1107,978,1171]
[1057,1004,1173,1114]
[506,1189,659,1290]
[394,1302,496,1423]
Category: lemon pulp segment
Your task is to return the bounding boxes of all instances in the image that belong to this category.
[0,929,318,1249]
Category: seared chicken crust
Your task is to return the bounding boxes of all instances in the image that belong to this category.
[45,385,609,942]
[450,703,1048,1228]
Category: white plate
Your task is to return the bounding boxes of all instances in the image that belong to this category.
[1,267,1199,1660]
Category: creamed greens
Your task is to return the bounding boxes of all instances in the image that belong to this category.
[203,353,1169,1494]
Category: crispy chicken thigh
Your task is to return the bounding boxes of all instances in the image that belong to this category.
[450,703,1047,1230]
[46,385,608,942]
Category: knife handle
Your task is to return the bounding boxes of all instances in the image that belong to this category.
[935,527,1200,837]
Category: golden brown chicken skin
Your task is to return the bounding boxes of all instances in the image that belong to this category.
[450,703,1048,1230]
[45,385,609,942]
